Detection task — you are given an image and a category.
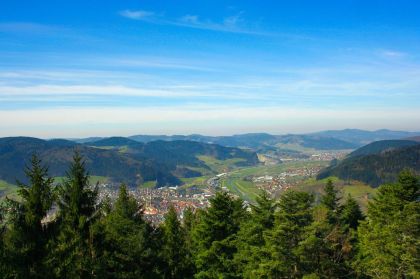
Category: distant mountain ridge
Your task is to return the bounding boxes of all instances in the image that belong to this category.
[318,140,420,186]
[0,137,258,188]
[310,129,420,146]
[71,129,420,151]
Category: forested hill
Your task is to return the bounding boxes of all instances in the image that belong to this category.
[74,129,420,151]
[310,129,420,146]
[129,133,360,150]
[0,137,258,187]
[318,140,420,186]
[82,133,358,150]
[347,139,418,158]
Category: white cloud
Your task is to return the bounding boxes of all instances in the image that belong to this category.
[0,85,193,97]
[119,10,155,20]
[180,15,199,24]
[119,9,267,35]
[379,50,406,58]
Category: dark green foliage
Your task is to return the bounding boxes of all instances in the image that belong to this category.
[2,154,54,278]
[192,191,246,278]
[92,184,160,278]
[318,141,420,186]
[321,179,340,212]
[347,140,418,158]
[48,151,99,278]
[234,191,276,278]
[356,170,420,278]
[259,190,314,278]
[340,195,364,230]
[161,206,193,279]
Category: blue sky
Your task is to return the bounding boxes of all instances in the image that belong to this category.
[1,1,420,137]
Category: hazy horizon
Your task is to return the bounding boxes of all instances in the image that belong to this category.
[1,127,419,140]
[1,1,420,137]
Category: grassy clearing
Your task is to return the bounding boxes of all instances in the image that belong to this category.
[197,155,246,173]
[139,180,156,188]
[231,160,329,177]
[179,176,211,189]
[296,176,376,211]
[274,143,318,154]
[221,176,261,202]
[89,146,115,150]
[0,180,19,199]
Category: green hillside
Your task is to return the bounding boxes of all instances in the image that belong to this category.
[0,137,258,188]
[0,179,18,199]
[318,142,420,186]
[296,177,376,210]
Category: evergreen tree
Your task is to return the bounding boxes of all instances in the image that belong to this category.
[298,204,358,278]
[48,151,98,278]
[340,195,363,230]
[182,207,195,234]
[192,191,245,278]
[234,191,276,278]
[356,171,420,278]
[3,155,54,278]
[259,190,314,278]
[182,206,197,276]
[321,179,340,211]
[161,205,193,279]
[320,179,342,226]
[92,184,160,279]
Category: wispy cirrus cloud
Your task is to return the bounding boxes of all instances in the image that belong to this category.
[379,49,407,58]
[119,9,267,35]
[119,10,155,20]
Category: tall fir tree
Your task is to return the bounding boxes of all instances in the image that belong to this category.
[321,179,340,223]
[298,204,359,278]
[192,191,246,279]
[48,151,98,278]
[234,191,276,278]
[258,190,314,278]
[2,155,54,278]
[91,184,160,279]
[356,170,420,278]
[161,205,193,279]
[340,194,363,230]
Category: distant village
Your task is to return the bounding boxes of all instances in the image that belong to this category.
[96,150,347,224]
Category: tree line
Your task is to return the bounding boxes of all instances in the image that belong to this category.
[0,152,419,278]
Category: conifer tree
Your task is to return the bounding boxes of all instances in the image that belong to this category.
[340,195,363,230]
[321,179,340,211]
[259,190,314,278]
[192,191,245,278]
[234,191,276,278]
[3,155,54,278]
[92,184,160,279]
[320,179,342,227]
[161,205,193,279]
[48,151,98,278]
[182,206,196,242]
[356,171,420,278]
